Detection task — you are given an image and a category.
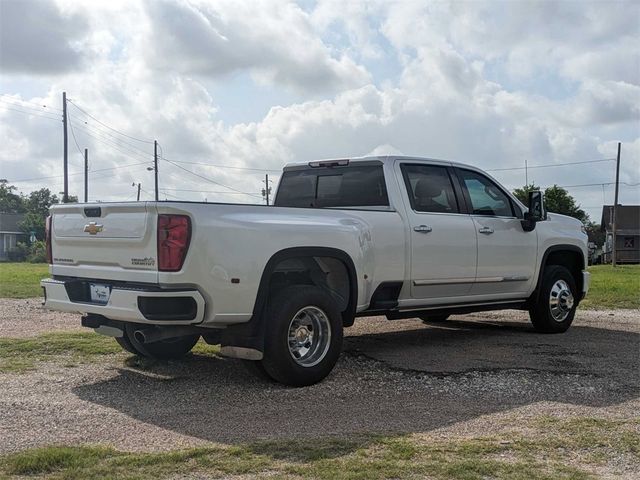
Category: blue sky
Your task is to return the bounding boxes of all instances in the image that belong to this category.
[0,0,638,221]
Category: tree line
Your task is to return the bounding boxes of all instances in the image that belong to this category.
[1,180,77,241]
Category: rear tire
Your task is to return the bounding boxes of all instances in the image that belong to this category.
[242,360,275,382]
[259,286,343,387]
[118,323,200,360]
[529,265,578,333]
[420,314,450,323]
[115,334,140,355]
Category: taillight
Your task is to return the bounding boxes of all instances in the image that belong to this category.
[45,215,52,264]
[157,214,191,272]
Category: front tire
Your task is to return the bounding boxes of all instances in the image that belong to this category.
[259,286,343,387]
[529,265,578,333]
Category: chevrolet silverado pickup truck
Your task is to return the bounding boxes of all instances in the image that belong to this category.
[42,155,590,386]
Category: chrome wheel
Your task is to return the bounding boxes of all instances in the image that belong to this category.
[549,279,574,322]
[287,306,331,367]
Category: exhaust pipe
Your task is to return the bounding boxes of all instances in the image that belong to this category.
[133,326,206,344]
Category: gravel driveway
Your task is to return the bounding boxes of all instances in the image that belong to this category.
[1,299,638,454]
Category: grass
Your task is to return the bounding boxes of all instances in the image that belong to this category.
[582,264,640,310]
[0,332,122,373]
[0,262,49,298]
[0,331,220,373]
[1,416,637,479]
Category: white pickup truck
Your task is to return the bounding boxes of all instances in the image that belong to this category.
[42,156,590,386]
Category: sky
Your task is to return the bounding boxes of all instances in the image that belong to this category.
[0,0,638,222]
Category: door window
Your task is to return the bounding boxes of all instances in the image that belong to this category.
[401,164,459,213]
[458,169,514,217]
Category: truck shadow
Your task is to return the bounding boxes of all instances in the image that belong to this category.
[73,316,639,445]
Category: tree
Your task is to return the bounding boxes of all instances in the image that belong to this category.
[512,183,589,223]
[512,183,541,205]
[585,221,605,246]
[25,188,59,218]
[0,180,25,213]
[544,185,589,223]
[18,188,61,241]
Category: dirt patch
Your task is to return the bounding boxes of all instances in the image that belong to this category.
[0,298,81,338]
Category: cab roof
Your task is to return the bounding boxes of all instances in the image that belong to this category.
[282,155,477,171]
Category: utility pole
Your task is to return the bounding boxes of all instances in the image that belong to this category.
[154,140,159,201]
[525,159,528,186]
[84,148,88,202]
[62,91,68,203]
[262,174,272,205]
[131,182,141,201]
[612,142,621,267]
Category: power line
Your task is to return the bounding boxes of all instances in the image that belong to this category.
[160,188,260,195]
[70,119,154,160]
[67,99,154,144]
[486,158,615,172]
[162,157,262,198]
[0,93,63,112]
[162,157,282,173]
[67,113,86,159]
[8,161,151,183]
[159,190,182,200]
[71,121,154,163]
[0,105,61,121]
[0,98,62,117]
[558,181,640,189]
[71,114,154,156]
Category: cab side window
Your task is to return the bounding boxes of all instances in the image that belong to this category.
[458,169,514,217]
[401,164,459,213]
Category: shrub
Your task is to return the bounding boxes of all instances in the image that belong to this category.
[27,241,47,263]
[6,241,47,263]
[7,242,29,262]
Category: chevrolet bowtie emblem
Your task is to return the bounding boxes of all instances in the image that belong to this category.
[84,222,103,235]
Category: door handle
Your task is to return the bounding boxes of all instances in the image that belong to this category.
[414,225,432,233]
[478,226,494,234]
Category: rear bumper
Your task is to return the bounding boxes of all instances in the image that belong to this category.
[41,278,206,325]
[581,270,591,299]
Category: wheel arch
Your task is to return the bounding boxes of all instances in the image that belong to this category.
[252,247,359,327]
[533,244,585,304]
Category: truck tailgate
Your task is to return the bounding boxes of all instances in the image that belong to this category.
[50,202,158,283]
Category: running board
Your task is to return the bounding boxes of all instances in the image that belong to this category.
[382,300,528,320]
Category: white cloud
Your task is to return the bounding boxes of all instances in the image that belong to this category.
[0,0,89,74]
[0,0,638,221]
[142,0,370,93]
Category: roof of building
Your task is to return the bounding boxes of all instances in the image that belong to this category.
[0,213,25,233]
[600,205,640,233]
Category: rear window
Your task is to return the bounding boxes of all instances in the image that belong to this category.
[274,165,389,208]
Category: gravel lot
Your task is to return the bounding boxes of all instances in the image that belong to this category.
[1,299,638,456]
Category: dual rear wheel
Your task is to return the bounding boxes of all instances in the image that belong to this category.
[246,286,343,387]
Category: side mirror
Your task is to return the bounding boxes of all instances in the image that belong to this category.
[522,191,546,231]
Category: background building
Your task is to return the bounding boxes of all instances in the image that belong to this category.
[601,205,640,264]
[0,213,26,260]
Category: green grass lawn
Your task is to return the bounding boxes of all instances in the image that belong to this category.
[1,416,637,479]
[0,262,638,309]
[0,262,49,298]
[582,264,640,310]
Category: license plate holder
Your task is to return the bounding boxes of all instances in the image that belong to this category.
[89,283,111,304]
